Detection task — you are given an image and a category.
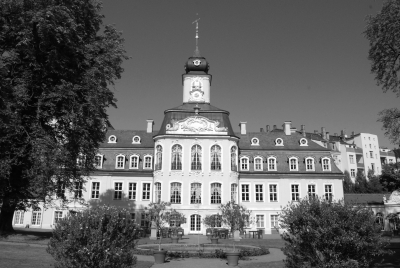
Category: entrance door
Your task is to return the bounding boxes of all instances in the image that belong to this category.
[190,214,201,233]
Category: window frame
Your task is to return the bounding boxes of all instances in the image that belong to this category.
[132,135,141,144]
[108,135,117,143]
[231,183,238,202]
[255,184,264,202]
[143,155,152,170]
[14,211,25,225]
[256,214,265,228]
[324,184,333,201]
[115,154,125,169]
[269,183,278,202]
[31,208,42,226]
[230,146,238,171]
[155,145,163,171]
[210,144,222,171]
[142,182,151,201]
[275,138,284,146]
[305,157,315,171]
[241,184,250,202]
[171,144,183,171]
[129,155,139,169]
[91,181,100,199]
[210,182,222,204]
[350,169,356,178]
[190,182,202,204]
[53,211,63,225]
[299,138,308,146]
[251,137,260,146]
[128,182,137,200]
[254,157,263,171]
[94,154,103,169]
[349,155,354,164]
[308,184,316,199]
[267,157,277,171]
[240,157,249,171]
[289,157,298,171]
[270,214,279,230]
[291,184,300,201]
[113,181,123,200]
[191,144,202,171]
[154,182,162,203]
[170,182,182,204]
[322,157,331,171]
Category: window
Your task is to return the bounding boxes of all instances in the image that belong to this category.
[275,138,283,146]
[54,211,63,224]
[142,183,150,200]
[271,215,279,229]
[241,157,249,171]
[114,182,122,200]
[210,145,222,171]
[251,137,259,145]
[190,183,202,204]
[308,185,316,198]
[376,213,385,231]
[132,135,141,144]
[289,158,298,171]
[31,208,42,225]
[190,214,201,232]
[371,163,375,172]
[130,155,139,169]
[231,183,238,202]
[370,151,373,158]
[170,182,182,204]
[116,155,125,169]
[57,183,66,198]
[141,212,149,228]
[322,158,331,171]
[299,138,308,146]
[94,155,103,168]
[349,155,354,164]
[254,157,263,171]
[291,184,299,201]
[325,185,333,201]
[191,145,202,170]
[14,211,24,225]
[144,156,152,169]
[350,169,356,178]
[211,183,221,204]
[268,157,276,171]
[128,183,137,200]
[130,213,136,223]
[256,215,265,228]
[241,184,250,201]
[269,184,278,202]
[155,145,162,170]
[171,144,182,170]
[91,182,100,199]
[154,182,161,203]
[306,158,314,171]
[108,135,117,143]
[255,184,264,202]
[231,147,237,171]
[74,182,83,198]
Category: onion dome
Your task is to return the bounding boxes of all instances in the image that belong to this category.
[184,50,210,74]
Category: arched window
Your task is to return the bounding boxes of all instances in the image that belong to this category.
[130,155,139,169]
[171,145,182,170]
[231,183,238,202]
[254,157,263,171]
[306,158,314,171]
[268,157,276,171]
[31,208,42,225]
[322,158,331,171]
[376,213,385,231]
[210,145,222,171]
[154,182,161,203]
[116,155,125,169]
[190,183,201,204]
[191,145,202,170]
[190,214,201,232]
[170,182,182,204]
[14,211,24,225]
[289,157,298,171]
[230,147,237,171]
[144,155,152,169]
[155,145,162,170]
[211,183,221,204]
[240,157,249,171]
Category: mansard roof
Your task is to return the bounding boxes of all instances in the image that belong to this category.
[101,130,156,148]
[344,194,386,205]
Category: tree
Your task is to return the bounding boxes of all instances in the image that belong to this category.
[343,171,355,193]
[47,205,137,268]
[219,201,252,234]
[354,170,368,193]
[366,169,384,193]
[380,163,400,192]
[365,0,400,145]
[0,0,128,233]
[279,197,391,268]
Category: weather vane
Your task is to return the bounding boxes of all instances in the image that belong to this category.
[192,17,200,57]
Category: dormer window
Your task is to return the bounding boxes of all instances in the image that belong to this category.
[94,155,103,169]
[305,157,315,171]
[143,155,152,169]
[322,157,331,171]
[132,136,141,144]
[299,138,308,146]
[240,157,249,171]
[289,157,298,171]
[275,138,283,146]
[268,157,277,171]
[108,135,117,143]
[251,138,259,146]
[115,154,125,169]
[129,155,139,169]
[254,157,263,171]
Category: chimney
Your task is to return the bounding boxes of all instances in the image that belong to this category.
[260,128,264,132]
[314,130,318,134]
[284,121,291,135]
[341,129,345,137]
[146,119,154,133]
[273,125,277,130]
[239,122,247,135]
[266,125,270,132]
[351,131,355,137]
[326,132,330,140]
[321,127,326,140]
[301,125,306,137]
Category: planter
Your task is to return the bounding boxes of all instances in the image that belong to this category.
[153,250,167,264]
[210,238,218,244]
[177,234,183,239]
[226,252,240,266]
[171,237,179,243]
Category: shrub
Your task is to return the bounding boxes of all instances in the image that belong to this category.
[47,205,137,268]
[279,197,391,268]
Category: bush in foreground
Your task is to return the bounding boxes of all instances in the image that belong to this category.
[279,197,391,268]
[47,205,137,268]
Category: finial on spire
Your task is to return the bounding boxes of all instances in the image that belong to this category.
[192,17,200,57]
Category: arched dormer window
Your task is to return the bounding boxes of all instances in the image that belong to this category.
[129,155,139,169]
[322,157,331,171]
[251,137,259,146]
[108,135,117,143]
[305,157,315,171]
[191,145,202,170]
[231,146,237,171]
[254,157,263,171]
[268,157,277,171]
[94,154,103,169]
[210,145,221,171]
[143,155,152,169]
[116,154,125,169]
[171,144,182,170]
[155,145,162,170]
[289,157,298,171]
[240,157,249,171]
[299,138,308,146]
[275,138,283,146]
[132,135,141,144]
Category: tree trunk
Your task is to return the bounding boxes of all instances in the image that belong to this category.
[0,198,16,234]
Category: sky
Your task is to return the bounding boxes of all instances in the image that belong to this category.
[100,0,398,148]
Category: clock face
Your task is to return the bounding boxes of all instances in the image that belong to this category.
[193,59,201,66]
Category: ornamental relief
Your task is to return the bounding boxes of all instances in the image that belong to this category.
[166,116,228,135]
[169,171,184,176]
[189,171,204,177]
[154,170,163,177]
[230,171,238,178]
[209,171,224,176]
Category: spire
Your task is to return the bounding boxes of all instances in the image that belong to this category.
[192,18,200,57]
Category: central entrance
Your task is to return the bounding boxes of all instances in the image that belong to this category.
[190,214,201,233]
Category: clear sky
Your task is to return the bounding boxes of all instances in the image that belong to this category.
[100,0,398,148]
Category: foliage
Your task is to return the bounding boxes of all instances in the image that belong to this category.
[0,0,128,232]
[219,201,253,233]
[47,205,137,268]
[279,197,391,268]
[343,171,354,193]
[202,214,222,237]
[365,0,400,145]
[380,163,400,192]
[354,170,368,193]
[367,169,384,193]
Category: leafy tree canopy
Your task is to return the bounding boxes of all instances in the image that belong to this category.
[380,163,400,192]
[0,0,128,233]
